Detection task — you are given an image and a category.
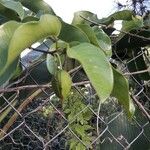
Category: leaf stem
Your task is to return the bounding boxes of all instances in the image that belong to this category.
[55,53,62,69]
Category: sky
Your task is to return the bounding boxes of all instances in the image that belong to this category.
[44,0,120,23]
[22,0,125,57]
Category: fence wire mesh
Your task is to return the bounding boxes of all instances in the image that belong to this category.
[0,37,150,150]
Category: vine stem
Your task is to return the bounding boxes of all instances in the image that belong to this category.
[130,94,150,121]
[124,67,150,75]
[0,85,51,93]
[0,87,46,139]
[55,53,62,69]
[0,81,90,93]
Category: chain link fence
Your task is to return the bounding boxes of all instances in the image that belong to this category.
[0,37,150,150]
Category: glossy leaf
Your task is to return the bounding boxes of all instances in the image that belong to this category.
[0,14,61,86]
[50,40,68,51]
[46,54,57,75]
[48,41,74,71]
[59,22,89,43]
[22,16,39,22]
[122,16,143,32]
[77,24,112,57]
[58,69,72,100]
[0,21,21,72]
[119,16,143,39]
[11,62,23,80]
[20,0,55,15]
[67,43,113,102]
[72,10,98,25]
[99,10,134,25]
[72,10,133,26]
[77,24,99,46]
[114,16,144,47]
[0,6,20,22]
[111,67,135,117]
[92,26,112,57]
[0,0,24,20]
[52,69,72,100]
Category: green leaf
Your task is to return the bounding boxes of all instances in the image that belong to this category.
[83,125,93,130]
[77,24,99,46]
[72,10,133,26]
[46,54,57,75]
[20,0,55,15]
[0,0,24,20]
[50,40,68,51]
[114,16,144,47]
[75,124,85,137]
[0,14,61,86]
[111,67,135,117]
[99,10,134,25]
[67,43,113,102]
[119,16,143,39]
[0,21,21,73]
[121,16,143,32]
[59,70,72,100]
[52,69,72,100]
[72,10,98,26]
[0,6,20,21]
[70,139,78,150]
[77,24,112,57]
[22,16,39,23]
[92,26,112,57]
[59,22,90,43]
[76,143,86,150]
[11,62,23,80]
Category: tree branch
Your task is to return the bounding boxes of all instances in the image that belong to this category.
[0,81,90,93]
[131,94,150,121]
[68,65,82,74]
[29,47,56,55]
[0,85,51,93]
[124,67,150,75]
[0,88,45,139]
[80,15,150,41]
